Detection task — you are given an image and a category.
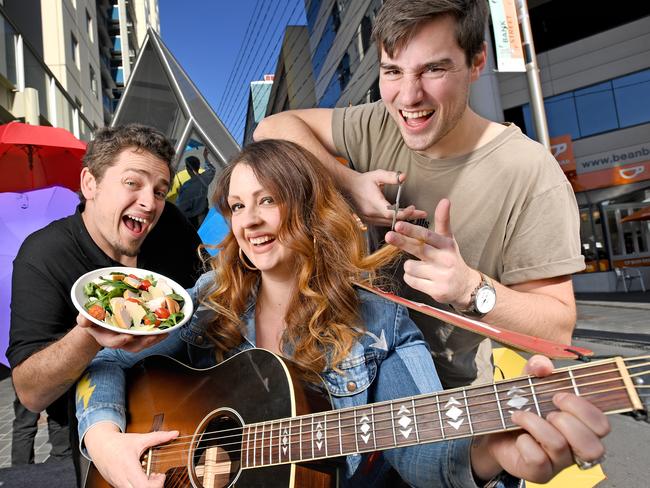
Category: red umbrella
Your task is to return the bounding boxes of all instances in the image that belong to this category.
[0,121,86,192]
[621,205,650,223]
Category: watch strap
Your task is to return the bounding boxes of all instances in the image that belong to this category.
[453,272,494,318]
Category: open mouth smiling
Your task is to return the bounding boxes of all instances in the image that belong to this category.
[249,235,275,246]
[123,214,149,234]
[400,109,434,125]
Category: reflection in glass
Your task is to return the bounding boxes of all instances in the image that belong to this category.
[113,41,187,147]
[613,70,650,127]
[574,82,618,137]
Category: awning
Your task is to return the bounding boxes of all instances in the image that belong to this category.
[621,205,650,223]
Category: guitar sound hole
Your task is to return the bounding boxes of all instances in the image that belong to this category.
[190,409,243,488]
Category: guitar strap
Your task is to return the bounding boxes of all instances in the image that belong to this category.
[354,282,593,360]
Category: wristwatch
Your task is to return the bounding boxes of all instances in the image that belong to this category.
[455,272,496,318]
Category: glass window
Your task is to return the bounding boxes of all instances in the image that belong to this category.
[114,66,124,84]
[306,0,321,34]
[54,84,73,131]
[319,73,341,108]
[0,15,17,85]
[574,82,618,137]
[520,68,650,141]
[86,10,94,43]
[312,15,335,78]
[613,70,650,128]
[338,53,350,92]
[79,116,92,141]
[111,41,187,147]
[545,92,580,139]
[24,48,48,118]
[90,65,97,97]
[70,32,79,68]
[523,92,579,141]
[579,205,609,273]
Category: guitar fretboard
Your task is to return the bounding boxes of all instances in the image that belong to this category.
[241,358,639,469]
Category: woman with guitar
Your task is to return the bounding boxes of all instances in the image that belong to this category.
[75,140,610,488]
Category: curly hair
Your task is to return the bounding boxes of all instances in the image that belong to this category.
[206,140,398,380]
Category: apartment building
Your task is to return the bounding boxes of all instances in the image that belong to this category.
[0,0,158,136]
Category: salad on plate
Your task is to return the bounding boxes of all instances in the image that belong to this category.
[82,271,185,332]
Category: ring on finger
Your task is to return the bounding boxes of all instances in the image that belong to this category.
[574,454,605,470]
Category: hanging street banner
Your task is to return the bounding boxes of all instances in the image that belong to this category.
[489,0,526,72]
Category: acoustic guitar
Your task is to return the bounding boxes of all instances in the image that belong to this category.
[84,349,649,488]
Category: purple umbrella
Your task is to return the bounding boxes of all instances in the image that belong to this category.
[0,186,79,367]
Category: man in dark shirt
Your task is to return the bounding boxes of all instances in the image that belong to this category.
[7,124,203,483]
[175,154,216,229]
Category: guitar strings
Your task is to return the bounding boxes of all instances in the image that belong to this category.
[146,359,649,452]
[144,366,647,464]
[144,360,613,448]
[147,361,649,459]
[148,382,633,478]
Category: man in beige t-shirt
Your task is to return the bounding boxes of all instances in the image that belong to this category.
[255,0,584,388]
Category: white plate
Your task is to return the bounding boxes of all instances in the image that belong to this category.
[71,267,193,335]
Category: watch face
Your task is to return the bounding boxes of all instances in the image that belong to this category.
[476,287,496,314]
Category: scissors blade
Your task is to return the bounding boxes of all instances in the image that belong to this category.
[390,172,403,231]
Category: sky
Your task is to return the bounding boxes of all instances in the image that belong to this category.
[158,0,307,144]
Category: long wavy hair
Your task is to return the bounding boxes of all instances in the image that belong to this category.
[206,140,398,380]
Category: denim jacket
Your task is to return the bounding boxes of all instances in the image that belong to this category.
[76,272,520,488]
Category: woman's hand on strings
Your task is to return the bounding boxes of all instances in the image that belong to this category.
[85,422,179,488]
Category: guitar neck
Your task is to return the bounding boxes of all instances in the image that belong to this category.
[241,356,648,469]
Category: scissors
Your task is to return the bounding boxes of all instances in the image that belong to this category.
[386,171,403,231]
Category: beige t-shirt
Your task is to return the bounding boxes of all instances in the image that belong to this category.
[332,101,585,387]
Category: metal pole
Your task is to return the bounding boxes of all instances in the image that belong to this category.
[516,0,550,149]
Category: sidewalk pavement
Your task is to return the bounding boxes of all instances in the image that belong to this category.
[0,296,647,470]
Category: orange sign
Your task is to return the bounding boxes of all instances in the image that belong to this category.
[569,159,650,192]
[550,134,576,172]
[613,256,650,268]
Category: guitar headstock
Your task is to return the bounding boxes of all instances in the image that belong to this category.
[624,355,650,423]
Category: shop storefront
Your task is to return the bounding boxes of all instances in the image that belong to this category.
[554,137,650,292]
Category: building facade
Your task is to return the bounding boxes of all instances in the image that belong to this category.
[243,74,274,146]
[304,0,650,292]
[265,25,316,117]
[0,0,97,138]
[96,0,160,125]
[0,0,158,136]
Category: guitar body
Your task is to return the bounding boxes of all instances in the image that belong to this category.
[85,349,337,488]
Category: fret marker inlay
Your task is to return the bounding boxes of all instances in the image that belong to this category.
[397,406,413,439]
[316,421,324,451]
[359,415,371,444]
[444,397,464,430]
[506,387,530,412]
[281,428,289,455]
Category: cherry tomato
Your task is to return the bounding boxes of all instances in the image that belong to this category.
[154,307,170,319]
[144,317,161,326]
[88,304,106,320]
[139,279,152,290]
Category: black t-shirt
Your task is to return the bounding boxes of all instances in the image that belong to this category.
[7,200,203,482]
